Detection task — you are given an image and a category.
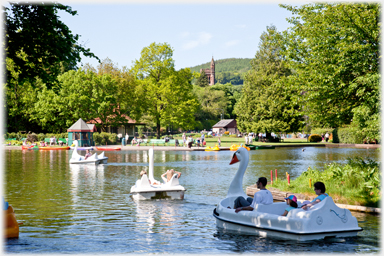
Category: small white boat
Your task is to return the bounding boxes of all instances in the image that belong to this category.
[70,146,94,151]
[69,140,108,164]
[213,147,362,241]
[130,148,186,200]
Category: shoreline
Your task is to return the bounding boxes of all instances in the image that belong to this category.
[3,143,380,151]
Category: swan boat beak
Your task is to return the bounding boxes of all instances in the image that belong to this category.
[229,152,239,165]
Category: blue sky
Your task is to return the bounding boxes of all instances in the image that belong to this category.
[58,1,307,70]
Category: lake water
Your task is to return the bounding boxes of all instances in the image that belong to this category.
[4,147,381,253]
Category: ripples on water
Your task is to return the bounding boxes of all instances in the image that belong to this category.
[4,148,381,253]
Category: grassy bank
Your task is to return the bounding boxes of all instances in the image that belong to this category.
[269,157,380,207]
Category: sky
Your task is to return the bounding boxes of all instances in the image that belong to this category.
[57,1,308,70]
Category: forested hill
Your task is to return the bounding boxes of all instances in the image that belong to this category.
[189,58,252,85]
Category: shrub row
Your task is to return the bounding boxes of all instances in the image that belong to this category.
[5,132,68,141]
[93,132,117,146]
[311,126,379,144]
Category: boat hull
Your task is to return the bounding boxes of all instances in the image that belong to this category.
[255,146,275,149]
[69,159,107,164]
[213,196,362,241]
[21,145,34,150]
[4,205,20,239]
[131,189,185,200]
[214,216,359,241]
[39,146,70,150]
[70,146,94,151]
[96,147,121,151]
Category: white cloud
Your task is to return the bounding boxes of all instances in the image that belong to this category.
[223,40,240,48]
[181,32,213,50]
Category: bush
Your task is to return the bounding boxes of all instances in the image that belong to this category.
[333,127,365,144]
[93,132,117,145]
[270,157,380,207]
[229,134,237,138]
[311,128,333,138]
[308,134,322,142]
[37,133,45,141]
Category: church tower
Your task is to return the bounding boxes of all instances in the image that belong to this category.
[200,57,215,85]
[209,57,215,85]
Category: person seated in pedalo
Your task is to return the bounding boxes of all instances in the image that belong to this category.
[161,169,181,183]
[140,170,160,185]
[232,177,273,213]
[301,181,328,210]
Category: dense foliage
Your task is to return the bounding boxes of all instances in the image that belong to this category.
[4,3,99,87]
[234,25,304,137]
[4,3,99,132]
[132,42,199,138]
[279,3,380,138]
[270,157,380,207]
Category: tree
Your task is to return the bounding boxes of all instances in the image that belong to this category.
[279,3,380,128]
[132,42,199,138]
[4,3,100,88]
[234,26,304,137]
[30,64,138,132]
[196,70,209,87]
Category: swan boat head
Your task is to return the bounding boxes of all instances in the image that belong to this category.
[227,147,249,198]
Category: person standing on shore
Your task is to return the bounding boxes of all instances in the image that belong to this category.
[182,133,186,147]
[125,133,129,145]
[325,132,329,142]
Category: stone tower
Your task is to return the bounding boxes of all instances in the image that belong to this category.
[200,57,215,85]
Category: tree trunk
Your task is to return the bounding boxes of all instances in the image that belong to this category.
[266,132,272,141]
[156,120,161,139]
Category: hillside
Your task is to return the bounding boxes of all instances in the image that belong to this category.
[189,58,252,85]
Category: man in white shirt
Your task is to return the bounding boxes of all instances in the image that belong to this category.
[234,177,273,212]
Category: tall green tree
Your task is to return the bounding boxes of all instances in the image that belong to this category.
[4,2,99,87]
[234,25,304,137]
[196,70,209,87]
[4,3,100,132]
[280,3,380,129]
[132,42,199,138]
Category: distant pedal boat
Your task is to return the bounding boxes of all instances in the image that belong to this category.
[130,148,186,200]
[69,140,108,164]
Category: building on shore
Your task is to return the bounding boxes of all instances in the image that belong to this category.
[212,119,238,135]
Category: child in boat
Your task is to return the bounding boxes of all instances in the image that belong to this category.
[301,181,328,210]
[282,195,298,216]
[84,149,92,160]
